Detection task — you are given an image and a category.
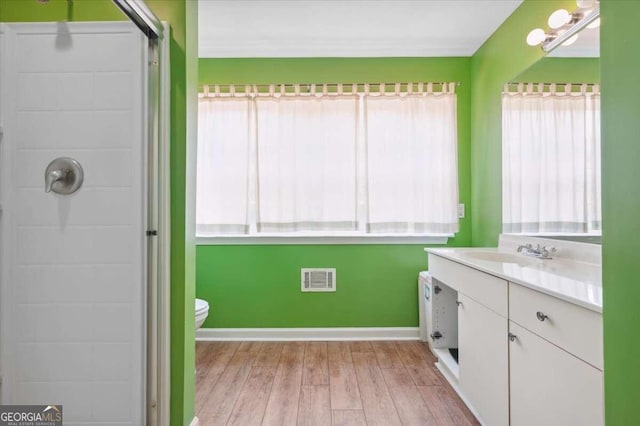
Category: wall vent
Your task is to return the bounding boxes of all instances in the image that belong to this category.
[301,268,336,292]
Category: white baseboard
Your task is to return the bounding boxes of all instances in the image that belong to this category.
[196,327,419,341]
[189,416,199,426]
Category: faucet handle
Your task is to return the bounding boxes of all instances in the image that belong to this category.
[45,169,64,193]
[44,157,84,195]
[540,246,556,258]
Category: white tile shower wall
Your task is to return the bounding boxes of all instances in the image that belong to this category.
[0,23,146,425]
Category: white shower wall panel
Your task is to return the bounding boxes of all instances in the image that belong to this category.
[0,22,147,425]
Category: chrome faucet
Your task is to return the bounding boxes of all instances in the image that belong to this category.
[517,243,556,259]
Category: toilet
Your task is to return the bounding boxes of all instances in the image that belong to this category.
[195,298,209,330]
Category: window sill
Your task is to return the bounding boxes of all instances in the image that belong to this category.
[196,234,453,245]
[503,232,601,237]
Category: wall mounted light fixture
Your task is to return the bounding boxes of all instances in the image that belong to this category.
[526,0,600,52]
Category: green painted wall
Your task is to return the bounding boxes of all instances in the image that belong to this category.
[515,57,600,83]
[469,0,576,247]
[197,58,471,328]
[0,1,196,424]
[198,245,431,327]
[601,1,640,424]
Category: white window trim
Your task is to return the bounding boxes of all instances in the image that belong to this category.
[503,231,602,237]
[196,234,452,245]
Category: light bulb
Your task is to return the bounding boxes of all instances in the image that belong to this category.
[562,34,580,46]
[587,17,600,29]
[548,9,571,29]
[526,28,547,46]
[577,0,597,9]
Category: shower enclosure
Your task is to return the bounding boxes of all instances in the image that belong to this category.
[0,8,170,426]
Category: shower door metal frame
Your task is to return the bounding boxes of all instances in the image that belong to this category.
[146,23,171,426]
[112,0,164,40]
[112,2,170,424]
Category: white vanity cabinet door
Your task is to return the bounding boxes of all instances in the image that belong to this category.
[458,294,509,426]
[509,283,603,370]
[509,322,604,426]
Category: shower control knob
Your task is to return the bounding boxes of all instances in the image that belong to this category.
[44,157,84,195]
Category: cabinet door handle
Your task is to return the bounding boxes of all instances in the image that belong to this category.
[508,333,517,342]
[536,311,548,322]
[456,300,462,307]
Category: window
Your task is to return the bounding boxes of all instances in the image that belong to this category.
[196,83,460,239]
[502,83,601,234]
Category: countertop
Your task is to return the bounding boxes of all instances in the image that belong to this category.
[425,247,602,313]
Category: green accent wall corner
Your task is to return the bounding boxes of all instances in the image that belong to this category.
[469,0,577,247]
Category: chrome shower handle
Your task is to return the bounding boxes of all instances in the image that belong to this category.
[44,157,84,195]
[45,169,64,193]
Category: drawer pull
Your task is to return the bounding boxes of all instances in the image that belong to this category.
[536,311,549,322]
[508,333,517,342]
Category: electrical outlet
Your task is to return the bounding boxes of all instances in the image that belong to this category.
[458,203,465,218]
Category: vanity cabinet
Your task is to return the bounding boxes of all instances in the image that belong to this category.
[429,255,510,425]
[458,294,509,426]
[509,321,604,426]
[508,283,604,426]
[509,283,603,369]
[427,252,603,426]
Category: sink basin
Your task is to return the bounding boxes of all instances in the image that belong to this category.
[460,251,542,267]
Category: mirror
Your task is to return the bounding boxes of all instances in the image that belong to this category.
[502,18,600,244]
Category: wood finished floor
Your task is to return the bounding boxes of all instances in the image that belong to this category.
[195,341,480,426]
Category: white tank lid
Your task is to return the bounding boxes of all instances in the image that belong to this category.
[195,298,209,314]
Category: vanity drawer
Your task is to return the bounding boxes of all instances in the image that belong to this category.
[509,283,603,370]
[428,254,508,317]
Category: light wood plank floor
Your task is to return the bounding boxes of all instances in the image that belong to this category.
[195,341,480,426]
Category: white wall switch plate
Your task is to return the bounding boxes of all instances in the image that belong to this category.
[458,203,465,218]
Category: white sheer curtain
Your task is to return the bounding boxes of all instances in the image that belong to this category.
[196,84,460,236]
[365,94,459,233]
[255,96,358,232]
[196,98,252,234]
[502,85,601,233]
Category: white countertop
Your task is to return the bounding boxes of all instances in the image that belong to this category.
[425,247,602,313]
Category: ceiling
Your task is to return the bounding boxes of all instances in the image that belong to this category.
[198,0,524,58]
